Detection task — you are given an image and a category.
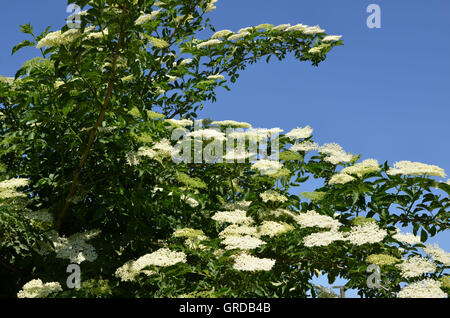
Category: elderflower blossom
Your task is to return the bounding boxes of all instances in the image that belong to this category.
[303,230,347,247]
[212,120,252,128]
[211,210,254,225]
[396,256,437,278]
[196,39,222,49]
[290,141,319,152]
[346,222,387,245]
[258,221,294,238]
[319,143,354,165]
[387,161,446,178]
[115,248,186,282]
[366,254,399,266]
[17,279,62,298]
[165,118,194,127]
[285,126,313,140]
[228,32,250,41]
[221,235,266,250]
[189,129,226,141]
[286,24,308,32]
[135,9,161,25]
[219,224,259,238]
[173,228,205,238]
[207,74,225,80]
[51,230,100,264]
[233,253,275,271]
[223,150,256,161]
[423,244,450,266]
[291,210,341,230]
[0,178,29,189]
[211,30,234,39]
[22,210,54,223]
[273,24,291,31]
[303,25,325,34]
[204,0,218,13]
[340,159,380,178]
[259,190,288,203]
[322,35,342,42]
[251,160,284,176]
[308,47,322,54]
[393,231,422,245]
[36,29,81,48]
[329,173,356,185]
[397,279,446,298]
[181,195,199,208]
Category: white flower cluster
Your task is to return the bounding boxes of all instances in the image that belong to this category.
[258,221,294,238]
[285,126,313,140]
[207,74,225,80]
[289,210,341,230]
[396,256,437,278]
[17,279,62,298]
[329,159,379,185]
[303,230,346,247]
[128,138,178,165]
[22,210,54,223]
[222,235,266,250]
[251,160,284,176]
[232,253,275,272]
[219,224,259,238]
[51,230,101,264]
[211,120,252,128]
[322,35,342,42]
[181,195,199,208]
[259,190,288,203]
[36,29,81,48]
[392,231,422,245]
[196,39,222,49]
[211,209,254,225]
[290,141,319,152]
[319,143,353,165]
[204,0,218,13]
[423,243,450,266]
[115,248,187,282]
[0,178,29,189]
[165,118,194,127]
[188,129,226,141]
[135,9,161,25]
[397,279,446,298]
[387,161,446,178]
[223,150,256,162]
[211,29,234,39]
[346,222,387,245]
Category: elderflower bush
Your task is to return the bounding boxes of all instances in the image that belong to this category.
[0,0,448,298]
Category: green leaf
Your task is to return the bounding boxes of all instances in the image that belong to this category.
[19,23,33,35]
[12,40,34,55]
[420,229,428,242]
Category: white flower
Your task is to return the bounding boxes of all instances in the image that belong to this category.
[189,129,226,141]
[222,235,266,250]
[346,222,387,245]
[258,221,294,237]
[17,279,62,298]
[251,160,284,176]
[273,24,291,31]
[166,74,178,82]
[396,256,437,278]
[397,279,446,298]
[319,143,353,165]
[212,209,254,225]
[181,195,199,208]
[0,178,29,189]
[322,35,342,42]
[303,230,347,247]
[135,9,161,25]
[223,150,256,161]
[290,141,319,152]
[393,231,422,245]
[212,120,252,128]
[51,230,100,264]
[259,190,288,203]
[36,29,81,48]
[286,24,308,32]
[387,161,446,178]
[204,0,218,13]
[22,210,53,223]
[308,47,322,54]
[238,27,253,33]
[196,39,222,49]
[290,210,341,230]
[207,74,225,80]
[219,224,259,238]
[176,58,192,67]
[285,126,313,140]
[228,32,249,41]
[423,243,450,266]
[232,253,275,271]
[328,173,356,185]
[211,30,234,39]
[303,25,325,34]
[339,159,380,178]
[165,118,194,127]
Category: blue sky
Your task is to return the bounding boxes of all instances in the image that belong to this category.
[1,1,449,297]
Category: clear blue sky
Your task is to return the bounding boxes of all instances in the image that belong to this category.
[1,0,449,297]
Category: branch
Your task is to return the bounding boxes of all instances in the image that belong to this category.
[55,6,128,232]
